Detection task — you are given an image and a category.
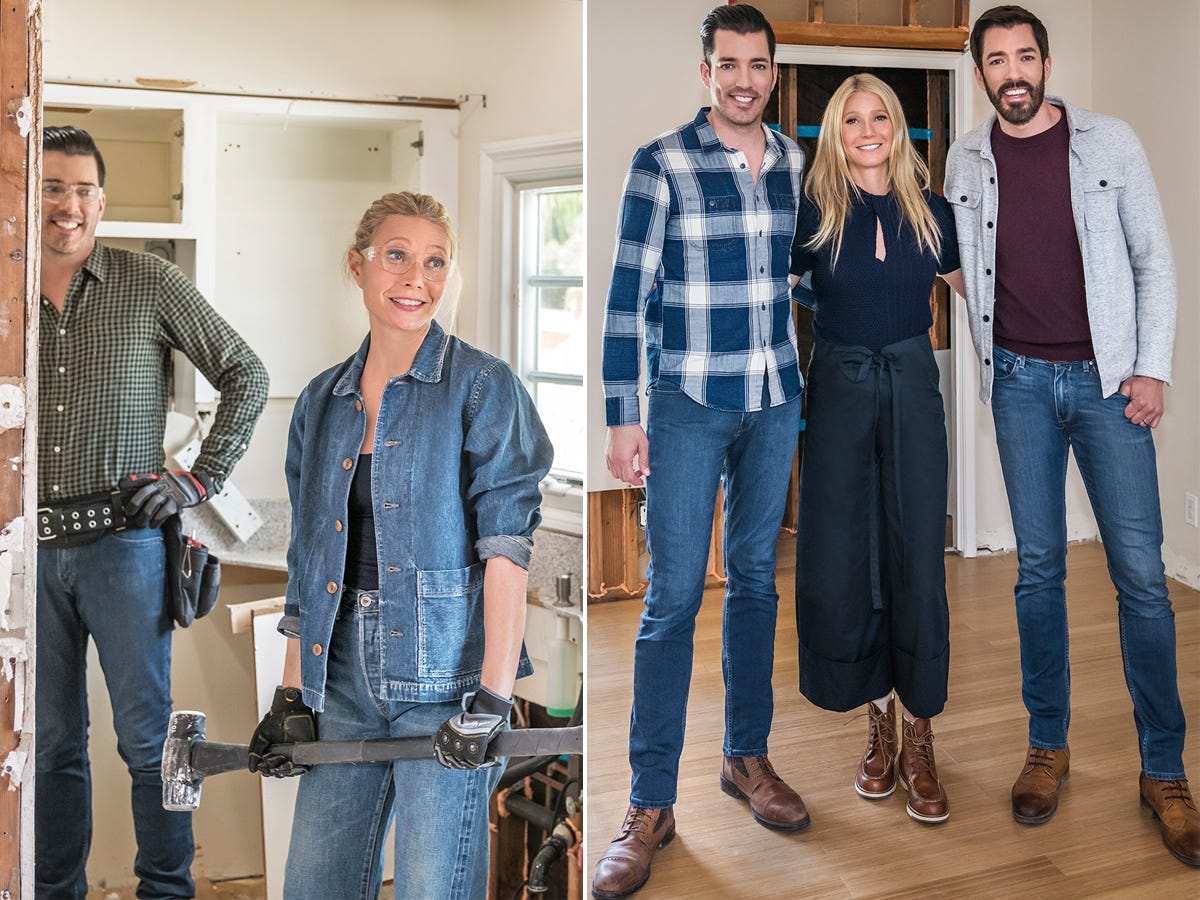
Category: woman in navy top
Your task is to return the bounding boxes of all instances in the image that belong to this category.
[790,74,964,825]
[247,192,553,898]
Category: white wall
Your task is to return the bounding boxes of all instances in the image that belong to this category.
[585,0,718,491]
[1092,0,1200,588]
[43,0,582,887]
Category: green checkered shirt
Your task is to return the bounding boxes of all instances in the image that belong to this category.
[38,241,269,503]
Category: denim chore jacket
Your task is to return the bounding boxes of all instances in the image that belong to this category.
[281,321,553,711]
[945,96,1177,402]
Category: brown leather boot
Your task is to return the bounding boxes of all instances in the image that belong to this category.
[1139,774,1200,866]
[1011,745,1069,825]
[719,755,811,831]
[897,716,949,824]
[855,698,898,800]
[591,805,676,899]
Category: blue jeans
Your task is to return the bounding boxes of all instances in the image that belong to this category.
[991,348,1186,779]
[629,385,801,808]
[285,591,503,900]
[36,527,194,899]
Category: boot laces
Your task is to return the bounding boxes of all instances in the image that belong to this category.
[1157,780,1197,811]
[617,806,653,840]
[904,723,936,776]
[1024,747,1058,775]
[749,755,781,783]
[866,704,895,755]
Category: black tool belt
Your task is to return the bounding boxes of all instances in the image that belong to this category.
[38,491,126,545]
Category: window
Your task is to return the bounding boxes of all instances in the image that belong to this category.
[517,184,584,481]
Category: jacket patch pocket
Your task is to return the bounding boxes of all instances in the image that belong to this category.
[1083,175,1123,232]
[946,187,982,245]
[416,563,485,679]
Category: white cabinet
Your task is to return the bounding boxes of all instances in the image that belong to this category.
[43,84,459,397]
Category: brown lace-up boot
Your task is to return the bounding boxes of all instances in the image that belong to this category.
[1011,744,1069,825]
[897,717,949,824]
[591,805,676,899]
[855,698,898,800]
[1139,774,1200,866]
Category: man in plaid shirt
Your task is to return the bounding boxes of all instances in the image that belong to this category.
[593,7,807,898]
[35,126,267,899]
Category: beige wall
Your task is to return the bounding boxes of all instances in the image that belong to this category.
[43,0,582,887]
[1092,0,1200,587]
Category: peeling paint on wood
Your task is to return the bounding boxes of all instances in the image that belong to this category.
[0,384,24,431]
[0,751,24,789]
[4,97,32,139]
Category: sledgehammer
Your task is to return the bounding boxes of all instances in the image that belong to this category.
[162,710,583,811]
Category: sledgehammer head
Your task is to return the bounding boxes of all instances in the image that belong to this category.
[162,710,206,812]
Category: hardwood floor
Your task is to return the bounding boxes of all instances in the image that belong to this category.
[585,540,1200,898]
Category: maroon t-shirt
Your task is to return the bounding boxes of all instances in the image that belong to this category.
[992,112,1095,361]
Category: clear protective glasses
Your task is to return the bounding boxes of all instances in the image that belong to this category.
[42,182,104,205]
[360,245,451,282]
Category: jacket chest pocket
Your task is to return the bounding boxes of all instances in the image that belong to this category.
[416,563,485,678]
[1083,174,1124,232]
[946,186,983,245]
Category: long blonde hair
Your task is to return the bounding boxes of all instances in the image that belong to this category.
[804,73,941,270]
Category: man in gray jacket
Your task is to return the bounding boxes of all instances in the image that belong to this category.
[945,5,1196,866]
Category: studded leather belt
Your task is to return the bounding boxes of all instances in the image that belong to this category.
[38,491,127,544]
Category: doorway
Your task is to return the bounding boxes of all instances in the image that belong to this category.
[774,43,978,555]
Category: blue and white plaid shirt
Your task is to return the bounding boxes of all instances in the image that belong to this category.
[602,108,806,427]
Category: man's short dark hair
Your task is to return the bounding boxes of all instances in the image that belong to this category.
[700,4,776,65]
[970,5,1050,72]
[43,125,106,187]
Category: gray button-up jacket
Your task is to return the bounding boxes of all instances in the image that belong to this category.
[944,96,1176,402]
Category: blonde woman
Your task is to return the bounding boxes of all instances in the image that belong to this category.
[790,74,964,824]
[247,192,553,898]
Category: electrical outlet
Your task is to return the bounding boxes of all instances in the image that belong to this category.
[1186,492,1199,528]
[638,499,647,530]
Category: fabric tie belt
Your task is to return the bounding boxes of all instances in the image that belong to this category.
[38,491,126,543]
[833,340,913,612]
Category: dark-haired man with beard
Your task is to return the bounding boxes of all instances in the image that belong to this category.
[945,5,1196,867]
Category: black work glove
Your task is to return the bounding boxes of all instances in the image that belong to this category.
[248,686,318,778]
[434,687,512,770]
[120,470,214,529]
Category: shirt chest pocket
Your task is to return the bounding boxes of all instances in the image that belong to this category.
[681,194,743,259]
[1083,174,1124,232]
[946,186,982,245]
[416,563,485,679]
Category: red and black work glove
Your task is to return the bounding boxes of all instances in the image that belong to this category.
[434,687,512,770]
[119,470,213,529]
[248,686,318,778]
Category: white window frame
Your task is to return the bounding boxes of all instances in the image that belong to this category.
[478,133,584,536]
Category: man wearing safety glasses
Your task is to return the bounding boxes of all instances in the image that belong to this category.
[35,126,268,899]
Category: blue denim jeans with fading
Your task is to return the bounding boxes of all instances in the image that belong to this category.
[284,590,504,899]
[36,526,194,899]
[629,384,801,808]
[990,347,1186,779]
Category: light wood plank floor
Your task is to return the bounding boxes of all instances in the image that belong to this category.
[586,540,1200,899]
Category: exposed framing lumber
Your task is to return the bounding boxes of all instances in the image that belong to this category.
[0,0,42,895]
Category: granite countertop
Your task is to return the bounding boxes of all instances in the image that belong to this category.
[180,498,290,571]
